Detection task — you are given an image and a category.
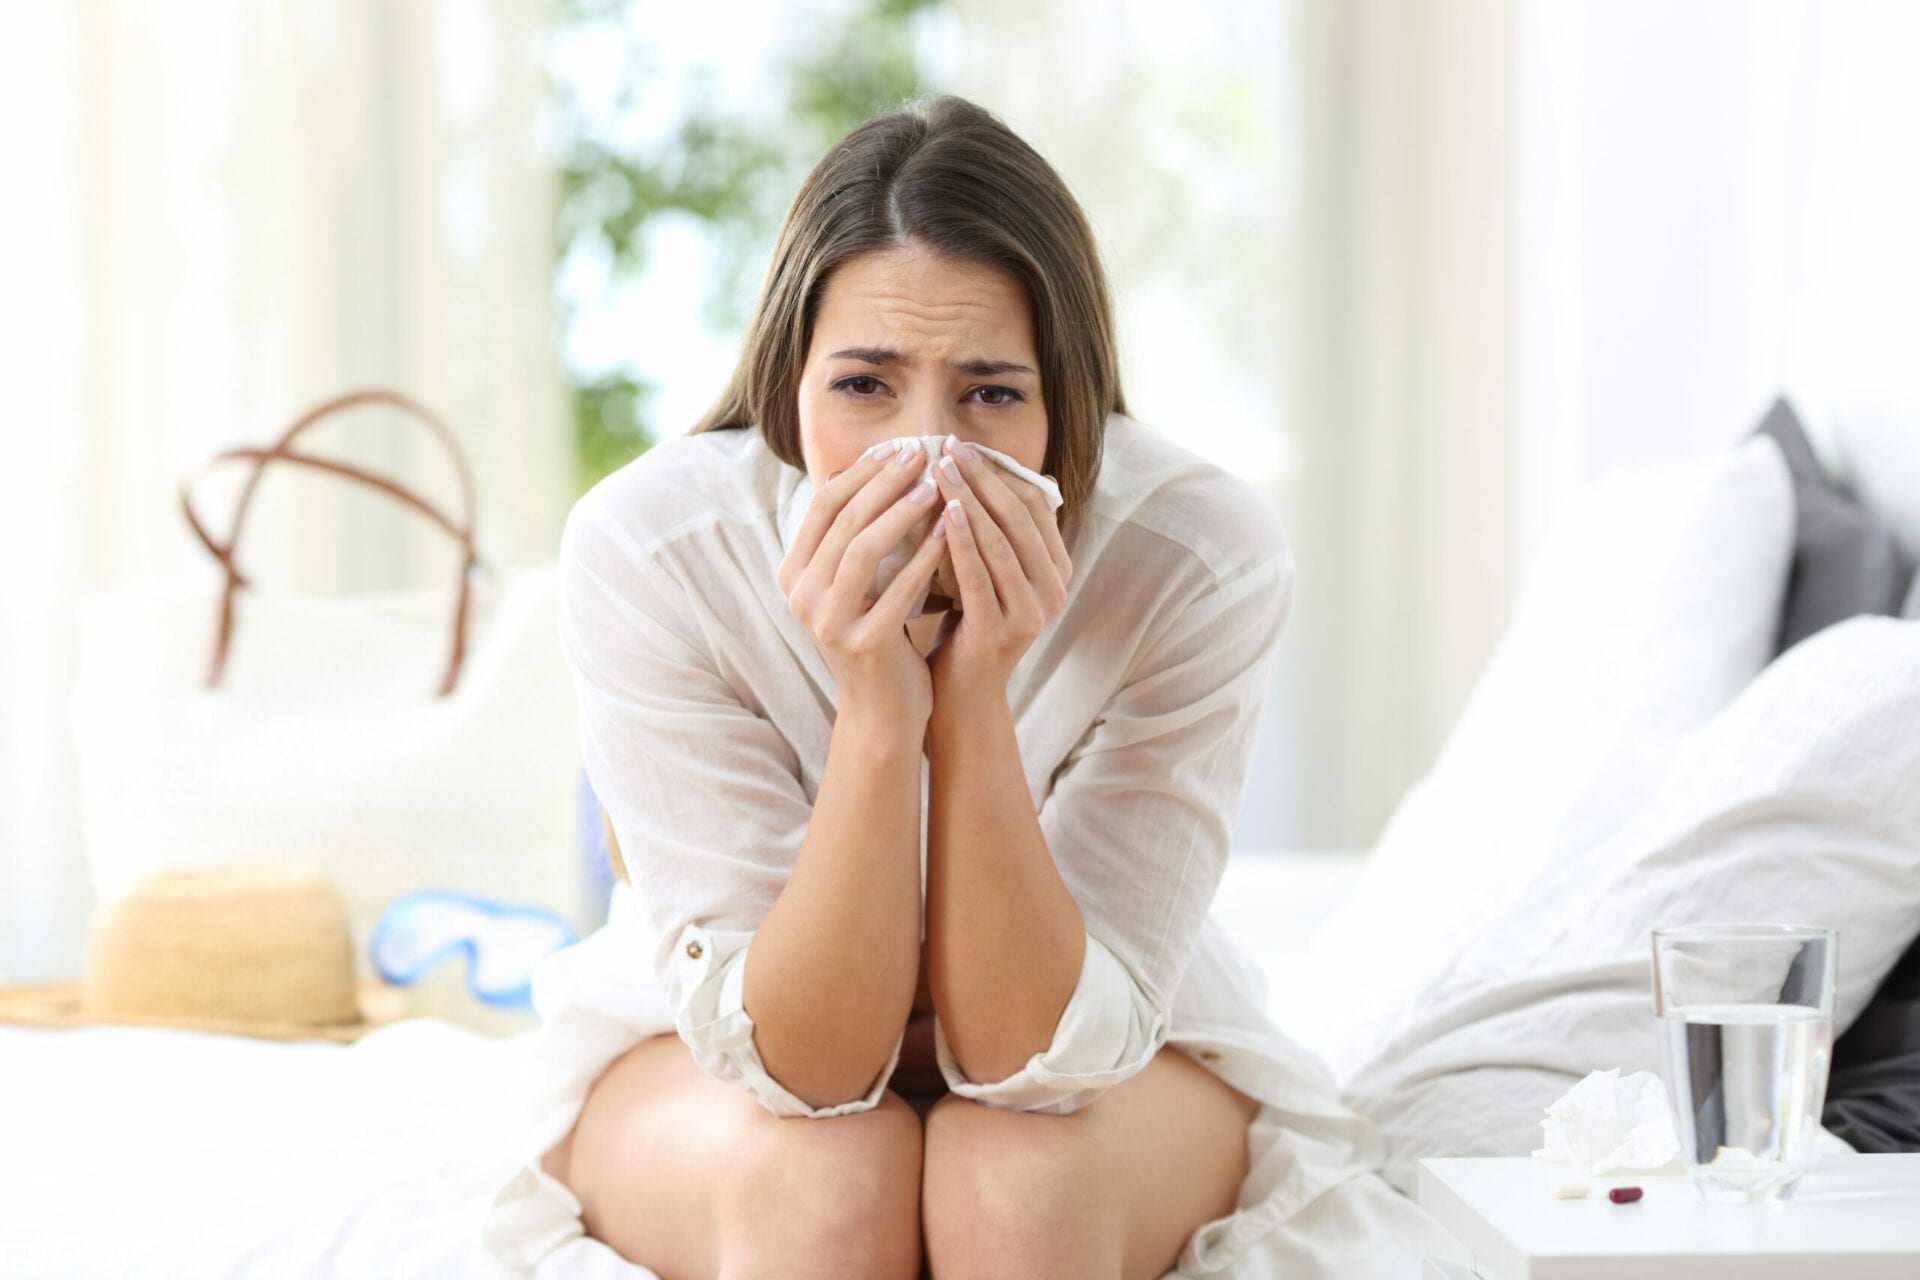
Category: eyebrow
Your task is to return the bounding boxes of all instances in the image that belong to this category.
[826,346,1037,377]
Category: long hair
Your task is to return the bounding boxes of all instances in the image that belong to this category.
[691,94,1126,535]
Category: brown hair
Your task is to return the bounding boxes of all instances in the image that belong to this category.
[690,94,1126,534]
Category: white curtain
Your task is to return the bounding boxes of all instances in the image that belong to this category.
[0,0,570,979]
[1515,0,1920,541]
[1286,0,1521,846]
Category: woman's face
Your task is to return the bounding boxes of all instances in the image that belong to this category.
[796,244,1049,603]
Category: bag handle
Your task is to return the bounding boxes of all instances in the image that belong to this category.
[179,387,485,697]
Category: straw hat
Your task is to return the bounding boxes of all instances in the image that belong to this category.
[0,864,408,1042]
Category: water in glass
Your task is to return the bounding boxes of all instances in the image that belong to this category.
[1658,1001,1834,1202]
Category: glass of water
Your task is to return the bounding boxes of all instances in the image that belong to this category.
[1651,923,1836,1204]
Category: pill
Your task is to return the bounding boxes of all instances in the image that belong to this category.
[1551,1184,1588,1199]
[1608,1186,1644,1204]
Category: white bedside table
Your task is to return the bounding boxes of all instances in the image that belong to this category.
[1416,1153,1920,1279]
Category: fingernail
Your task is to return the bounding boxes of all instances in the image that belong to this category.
[955,442,977,461]
[893,439,922,467]
[909,478,936,503]
[863,440,895,460]
[945,497,967,529]
[938,455,964,485]
[828,469,845,482]
[930,513,949,539]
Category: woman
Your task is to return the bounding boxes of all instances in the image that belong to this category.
[481,95,1397,1280]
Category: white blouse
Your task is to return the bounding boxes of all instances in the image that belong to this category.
[479,412,1453,1277]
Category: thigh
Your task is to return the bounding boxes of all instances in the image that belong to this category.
[540,1031,925,1279]
[1095,1047,1260,1279]
[922,1046,1259,1280]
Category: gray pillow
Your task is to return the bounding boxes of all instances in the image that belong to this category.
[1827,558,1920,1154]
[1754,397,1915,652]
[1828,596,1920,1151]
[1828,937,1920,1152]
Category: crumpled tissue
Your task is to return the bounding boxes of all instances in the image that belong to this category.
[781,435,1062,618]
[1530,1068,1680,1174]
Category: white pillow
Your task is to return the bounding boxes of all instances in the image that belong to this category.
[1340,616,1920,1193]
[1293,436,1796,1082]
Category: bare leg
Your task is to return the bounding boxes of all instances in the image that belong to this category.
[541,1031,925,1280]
[920,1046,1259,1280]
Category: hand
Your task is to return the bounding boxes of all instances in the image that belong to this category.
[778,438,952,729]
[926,436,1072,700]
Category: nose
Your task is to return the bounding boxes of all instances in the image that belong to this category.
[905,390,964,445]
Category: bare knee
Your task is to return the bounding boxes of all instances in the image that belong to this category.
[552,1034,923,1280]
[921,1095,1119,1279]
[719,1089,925,1280]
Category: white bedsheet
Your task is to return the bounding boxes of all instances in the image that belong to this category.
[0,994,1464,1278]
[0,854,1466,1278]
[0,1019,576,1280]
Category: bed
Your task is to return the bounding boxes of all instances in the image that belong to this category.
[6,393,1916,1279]
[0,854,1395,1280]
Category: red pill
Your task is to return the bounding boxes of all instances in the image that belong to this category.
[1608,1186,1644,1204]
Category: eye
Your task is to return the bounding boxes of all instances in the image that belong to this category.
[968,385,1026,407]
[830,375,887,399]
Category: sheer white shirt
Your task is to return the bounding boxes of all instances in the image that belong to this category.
[557,412,1296,1118]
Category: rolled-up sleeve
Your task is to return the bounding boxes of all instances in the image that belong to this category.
[935,507,1295,1114]
[558,492,901,1119]
[671,923,902,1118]
[933,930,1161,1114]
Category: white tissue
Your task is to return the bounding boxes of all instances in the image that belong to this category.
[1530,1069,1680,1174]
[782,435,1063,619]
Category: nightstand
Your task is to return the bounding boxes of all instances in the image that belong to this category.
[1415,1153,1920,1278]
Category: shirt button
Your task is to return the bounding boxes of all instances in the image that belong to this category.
[1199,1049,1221,1062]
[685,940,704,960]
